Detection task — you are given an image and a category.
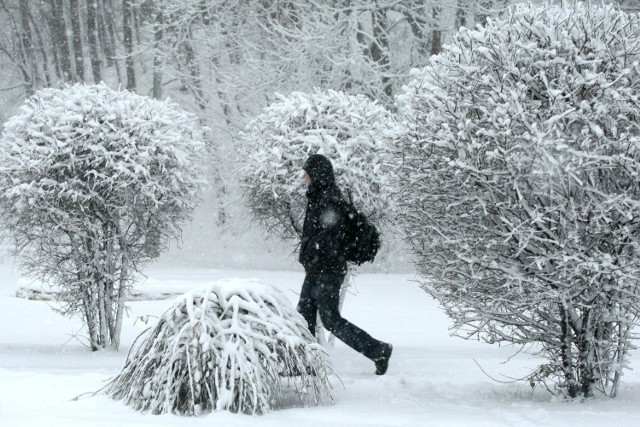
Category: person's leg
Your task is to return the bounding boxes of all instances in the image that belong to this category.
[316,273,389,362]
[296,274,319,335]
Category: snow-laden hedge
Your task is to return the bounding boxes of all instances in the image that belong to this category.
[393,2,640,398]
[236,89,401,241]
[106,279,333,415]
[0,83,206,350]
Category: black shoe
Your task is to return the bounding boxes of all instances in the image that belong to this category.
[374,343,393,375]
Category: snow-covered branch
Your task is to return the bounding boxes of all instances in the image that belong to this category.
[393,2,640,398]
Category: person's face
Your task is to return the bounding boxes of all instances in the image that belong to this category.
[303,170,312,186]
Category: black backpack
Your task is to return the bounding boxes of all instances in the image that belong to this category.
[343,204,380,265]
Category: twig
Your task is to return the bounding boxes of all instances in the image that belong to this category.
[473,358,521,384]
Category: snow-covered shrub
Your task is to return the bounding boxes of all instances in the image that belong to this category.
[236,89,401,242]
[0,83,206,350]
[393,2,640,398]
[106,279,333,415]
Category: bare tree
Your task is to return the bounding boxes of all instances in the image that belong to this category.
[123,0,136,90]
[370,4,392,98]
[87,0,102,82]
[151,9,163,99]
[0,0,146,100]
[0,0,40,93]
[69,0,84,81]
[51,0,73,81]
[455,0,468,30]
[17,0,34,93]
[474,0,509,26]
[99,0,118,69]
[147,0,452,117]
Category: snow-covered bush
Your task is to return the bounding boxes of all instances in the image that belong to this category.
[0,83,206,350]
[236,89,401,242]
[106,279,333,415]
[393,2,640,398]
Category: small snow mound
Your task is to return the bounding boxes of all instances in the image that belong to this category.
[106,278,333,415]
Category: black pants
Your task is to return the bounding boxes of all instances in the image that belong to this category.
[297,273,386,361]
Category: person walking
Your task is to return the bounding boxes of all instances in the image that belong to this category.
[297,153,393,375]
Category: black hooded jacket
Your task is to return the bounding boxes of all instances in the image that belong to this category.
[299,154,348,274]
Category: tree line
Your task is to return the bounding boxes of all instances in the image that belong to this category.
[0,1,514,111]
[2,1,639,130]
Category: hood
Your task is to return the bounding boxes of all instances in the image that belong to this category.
[303,154,336,191]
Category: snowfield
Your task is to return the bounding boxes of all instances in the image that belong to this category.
[1,264,639,427]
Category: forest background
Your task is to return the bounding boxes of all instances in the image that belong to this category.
[1,0,639,270]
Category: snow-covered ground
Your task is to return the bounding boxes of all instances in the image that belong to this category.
[1,264,639,427]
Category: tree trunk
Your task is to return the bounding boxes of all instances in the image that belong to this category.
[123,0,136,90]
[431,5,442,56]
[152,12,163,99]
[577,310,595,397]
[28,9,53,86]
[97,274,109,349]
[69,0,85,81]
[134,5,142,47]
[112,253,128,350]
[87,0,102,83]
[113,222,131,350]
[209,139,227,226]
[210,57,231,226]
[611,322,630,397]
[52,0,73,82]
[98,0,116,67]
[456,0,468,30]
[18,0,35,94]
[401,0,430,59]
[83,283,100,351]
[183,40,205,109]
[559,303,579,398]
[476,1,489,27]
[370,7,392,100]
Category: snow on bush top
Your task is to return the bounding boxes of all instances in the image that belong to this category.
[398,1,640,159]
[237,89,402,240]
[0,83,205,211]
[0,82,207,268]
[395,0,640,234]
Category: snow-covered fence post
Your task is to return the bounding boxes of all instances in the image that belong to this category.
[235,89,401,342]
[392,2,640,398]
[106,279,333,415]
[0,83,207,351]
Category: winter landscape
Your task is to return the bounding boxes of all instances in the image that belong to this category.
[1,263,640,427]
[2,1,640,426]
